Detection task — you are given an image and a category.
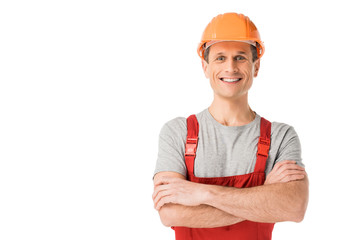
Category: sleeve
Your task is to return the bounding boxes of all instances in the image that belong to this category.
[153,117,188,178]
[273,126,305,168]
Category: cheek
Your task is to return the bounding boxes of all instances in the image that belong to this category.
[242,63,254,77]
[206,66,218,80]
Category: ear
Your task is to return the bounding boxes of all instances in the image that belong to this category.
[202,59,209,79]
[253,59,260,77]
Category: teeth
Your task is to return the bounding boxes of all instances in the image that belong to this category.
[221,78,241,82]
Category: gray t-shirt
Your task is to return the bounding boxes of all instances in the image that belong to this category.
[154,108,304,178]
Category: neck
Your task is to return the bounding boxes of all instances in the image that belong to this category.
[208,93,255,126]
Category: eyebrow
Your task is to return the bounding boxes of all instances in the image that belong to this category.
[214,51,247,56]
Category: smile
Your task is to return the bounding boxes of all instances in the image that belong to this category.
[220,78,242,83]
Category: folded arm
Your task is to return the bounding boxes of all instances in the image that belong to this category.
[154,172,245,228]
[205,174,309,223]
[153,161,308,227]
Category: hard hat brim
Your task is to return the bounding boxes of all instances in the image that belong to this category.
[197,40,265,60]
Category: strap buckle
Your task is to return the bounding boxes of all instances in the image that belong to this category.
[257,137,270,158]
[185,137,198,156]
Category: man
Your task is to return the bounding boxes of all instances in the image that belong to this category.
[152,12,309,240]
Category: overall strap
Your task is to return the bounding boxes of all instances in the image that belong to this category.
[185,114,199,177]
[254,117,272,173]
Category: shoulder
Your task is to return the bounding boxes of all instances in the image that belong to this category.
[155,117,189,178]
[158,116,188,146]
[160,109,207,136]
[160,116,187,136]
[271,121,298,139]
[270,120,301,151]
[269,120,304,167]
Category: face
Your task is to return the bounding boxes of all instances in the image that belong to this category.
[202,41,260,100]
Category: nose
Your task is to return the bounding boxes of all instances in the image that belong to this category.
[224,59,239,73]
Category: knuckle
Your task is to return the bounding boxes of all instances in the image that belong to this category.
[284,176,292,182]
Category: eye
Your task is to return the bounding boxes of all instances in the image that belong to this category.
[235,56,246,61]
[216,56,225,61]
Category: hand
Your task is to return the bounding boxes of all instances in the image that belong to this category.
[152,176,208,210]
[265,160,306,185]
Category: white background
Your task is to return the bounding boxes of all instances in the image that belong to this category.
[1,0,359,239]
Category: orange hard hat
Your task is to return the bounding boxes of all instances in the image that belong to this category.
[197,13,265,59]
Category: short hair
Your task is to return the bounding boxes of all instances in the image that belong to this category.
[203,44,258,63]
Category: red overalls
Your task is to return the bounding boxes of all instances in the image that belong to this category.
[172,114,275,240]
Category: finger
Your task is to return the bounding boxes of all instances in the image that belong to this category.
[154,189,169,209]
[277,160,297,168]
[153,186,178,209]
[284,162,304,170]
[279,174,305,183]
[268,161,296,180]
[272,160,296,172]
[278,167,305,180]
[266,170,305,185]
[277,167,305,179]
[155,194,175,210]
[276,162,304,173]
[154,176,179,187]
[277,168,306,182]
[153,176,170,187]
[283,169,306,175]
[279,169,306,180]
[266,162,305,184]
[152,184,170,200]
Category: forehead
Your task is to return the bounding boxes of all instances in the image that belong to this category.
[209,41,252,55]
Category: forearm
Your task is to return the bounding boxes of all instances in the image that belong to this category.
[159,203,245,228]
[205,176,309,223]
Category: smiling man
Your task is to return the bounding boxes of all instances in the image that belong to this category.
[153,13,309,240]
